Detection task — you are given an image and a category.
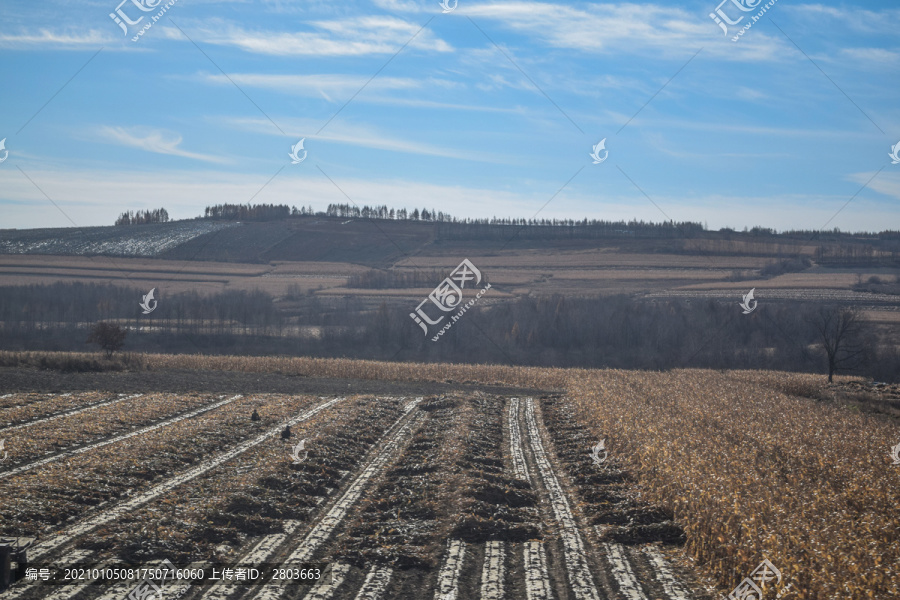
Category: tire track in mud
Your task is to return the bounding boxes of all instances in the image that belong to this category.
[0,394,241,481]
[23,397,343,564]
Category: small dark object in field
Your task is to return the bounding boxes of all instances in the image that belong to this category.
[251,409,260,422]
[281,425,291,439]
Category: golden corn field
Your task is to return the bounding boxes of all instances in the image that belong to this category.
[567,369,900,599]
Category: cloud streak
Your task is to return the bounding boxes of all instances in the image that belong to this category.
[97,126,228,163]
[162,15,452,56]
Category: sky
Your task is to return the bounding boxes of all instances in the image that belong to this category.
[0,0,898,232]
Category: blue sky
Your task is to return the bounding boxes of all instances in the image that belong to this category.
[0,0,898,232]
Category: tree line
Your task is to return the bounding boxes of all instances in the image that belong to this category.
[1,282,896,382]
[115,208,169,226]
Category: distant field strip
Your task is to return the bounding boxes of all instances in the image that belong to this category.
[0,394,241,480]
[27,396,343,561]
[523,398,600,600]
[507,397,529,482]
[0,393,142,432]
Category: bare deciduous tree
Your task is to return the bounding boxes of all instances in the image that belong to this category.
[86,322,127,358]
[807,306,867,383]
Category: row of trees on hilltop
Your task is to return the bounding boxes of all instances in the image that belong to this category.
[203,203,299,220]
[324,204,451,221]
[115,208,169,226]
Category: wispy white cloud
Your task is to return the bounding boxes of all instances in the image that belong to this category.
[97,126,227,163]
[199,72,423,97]
[0,28,114,49]
[847,170,900,202]
[791,4,900,35]
[217,116,507,163]
[161,16,452,56]
[461,1,788,62]
[839,47,900,67]
[196,71,520,114]
[372,0,428,12]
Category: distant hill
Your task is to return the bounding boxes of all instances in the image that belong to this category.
[1,216,898,268]
[158,218,435,267]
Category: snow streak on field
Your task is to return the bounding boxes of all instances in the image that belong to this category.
[604,542,649,600]
[0,221,238,257]
[480,540,506,600]
[523,398,601,600]
[508,397,530,482]
[354,565,394,600]
[306,563,351,600]
[434,539,466,600]
[642,546,692,600]
[523,541,553,600]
